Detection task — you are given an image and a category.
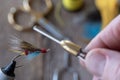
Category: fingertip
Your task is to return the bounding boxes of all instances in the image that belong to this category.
[85,48,106,77]
[93,76,101,80]
[80,59,85,67]
[86,15,120,51]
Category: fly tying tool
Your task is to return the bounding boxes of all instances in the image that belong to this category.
[33,26,87,61]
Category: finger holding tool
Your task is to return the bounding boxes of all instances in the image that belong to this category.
[8,0,65,40]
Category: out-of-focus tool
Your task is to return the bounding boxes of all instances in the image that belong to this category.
[95,0,119,29]
[62,0,83,11]
[33,26,87,61]
[55,1,65,26]
[10,36,49,60]
[53,54,79,80]
[0,55,21,80]
[8,0,65,40]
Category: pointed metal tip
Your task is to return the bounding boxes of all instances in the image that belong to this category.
[33,26,61,44]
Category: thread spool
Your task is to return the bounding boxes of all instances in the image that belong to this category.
[62,0,83,11]
[95,0,119,29]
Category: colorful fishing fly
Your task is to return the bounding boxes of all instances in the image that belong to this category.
[10,36,49,60]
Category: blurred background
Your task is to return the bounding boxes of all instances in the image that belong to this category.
[0,0,119,80]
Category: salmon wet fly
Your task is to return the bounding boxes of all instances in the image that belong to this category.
[10,36,49,60]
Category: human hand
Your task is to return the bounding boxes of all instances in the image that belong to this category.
[83,15,120,80]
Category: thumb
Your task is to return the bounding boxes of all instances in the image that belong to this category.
[85,48,120,80]
[85,48,107,77]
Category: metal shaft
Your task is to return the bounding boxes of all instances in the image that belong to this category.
[33,26,61,44]
[38,18,65,40]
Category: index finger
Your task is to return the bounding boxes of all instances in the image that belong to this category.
[85,15,120,51]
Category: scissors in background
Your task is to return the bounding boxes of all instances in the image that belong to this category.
[53,53,79,80]
[8,0,65,40]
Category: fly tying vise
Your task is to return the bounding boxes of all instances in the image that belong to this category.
[0,55,22,80]
[10,36,49,60]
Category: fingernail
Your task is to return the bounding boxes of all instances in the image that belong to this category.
[85,50,106,77]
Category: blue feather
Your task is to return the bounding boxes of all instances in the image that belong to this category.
[26,51,41,60]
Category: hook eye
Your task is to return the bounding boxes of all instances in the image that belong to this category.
[23,0,53,17]
[8,7,35,31]
[12,55,22,61]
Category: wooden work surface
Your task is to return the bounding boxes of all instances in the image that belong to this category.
[0,0,96,80]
